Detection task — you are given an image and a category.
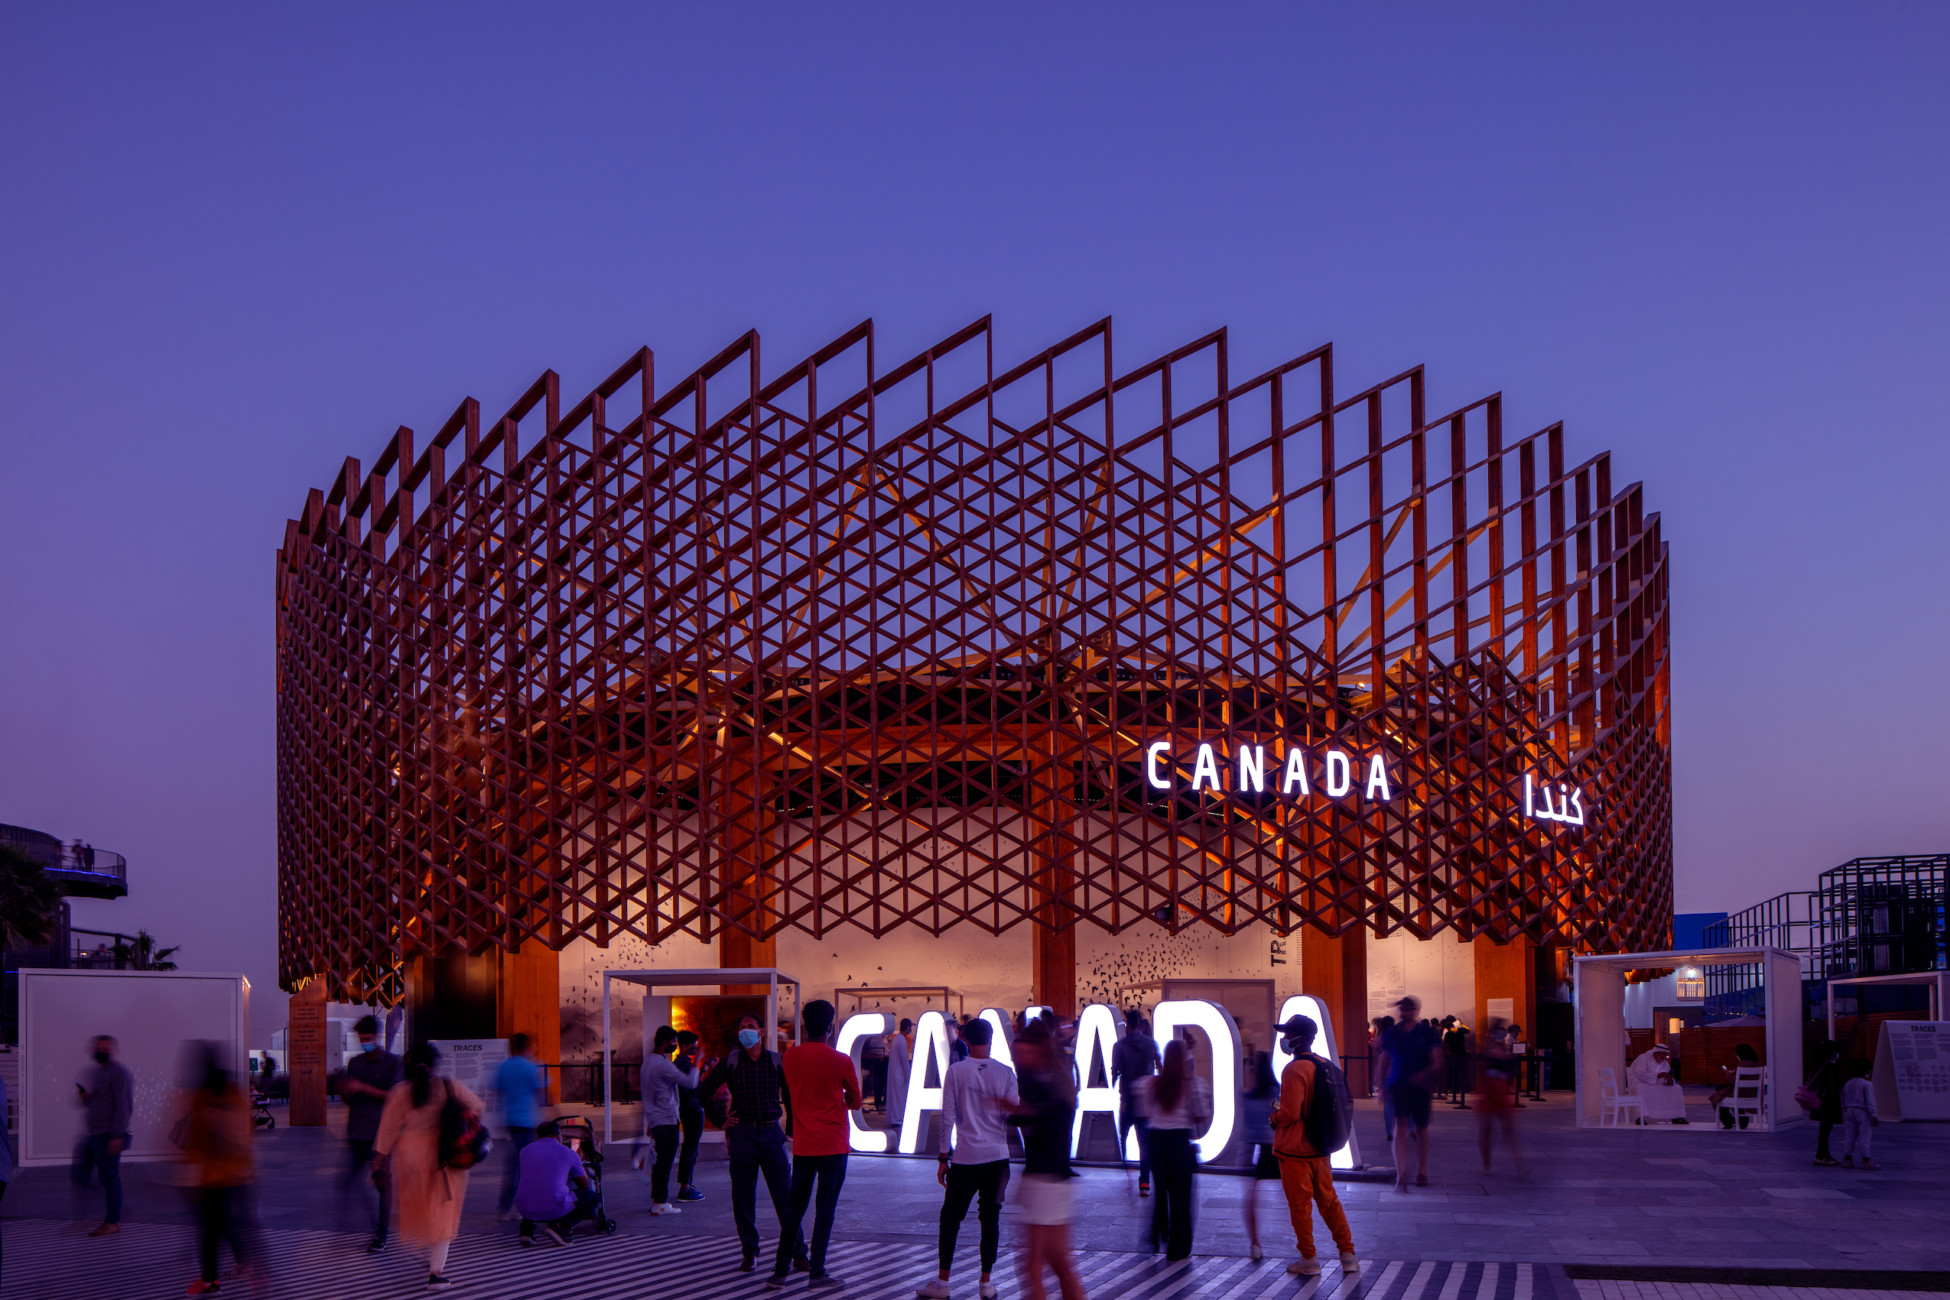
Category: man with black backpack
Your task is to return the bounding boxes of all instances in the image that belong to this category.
[1268,1014,1359,1277]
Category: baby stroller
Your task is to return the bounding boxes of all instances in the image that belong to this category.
[555,1117,618,1236]
[250,1089,276,1131]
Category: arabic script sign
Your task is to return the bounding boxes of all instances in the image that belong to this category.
[1524,774,1587,828]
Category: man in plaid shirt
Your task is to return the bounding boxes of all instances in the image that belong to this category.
[697,1013,807,1273]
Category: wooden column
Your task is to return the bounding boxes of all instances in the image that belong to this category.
[286,977,329,1127]
[1474,933,1536,1042]
[498,938,563,1104]
[1301,928,1369,1084]
[716,737,779,999]
[1028,708,1078,1019]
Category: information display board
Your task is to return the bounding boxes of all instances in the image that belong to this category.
[430,1038,509,1095]
[1874,1021,1950,1121]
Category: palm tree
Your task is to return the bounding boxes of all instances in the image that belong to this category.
[0,845,64,952]
[111,929,181,971]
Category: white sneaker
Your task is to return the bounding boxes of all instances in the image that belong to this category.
[916,1282,952,1299]
[1250,1244,1263,1261]
[979,1285,998,1300]
[1339,1253,1361,1273]
[1288,1258,1322,1276]
[649,1203,681,1216]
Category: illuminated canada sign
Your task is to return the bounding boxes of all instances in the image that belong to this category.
[1143,741,1393,802]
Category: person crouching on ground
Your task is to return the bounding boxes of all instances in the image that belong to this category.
[514,1120,598,1245]
[1268,1015,1359,1277]
[916,1015,1017,1300]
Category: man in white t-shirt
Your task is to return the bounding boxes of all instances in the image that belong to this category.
[915,1017,1018,1299]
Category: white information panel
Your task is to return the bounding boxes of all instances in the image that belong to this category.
[430,1039,509,1094]
[19,970,249,1167]
[1874,1021,1950,1121]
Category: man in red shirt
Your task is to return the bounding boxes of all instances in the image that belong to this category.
[771,999,861,1290]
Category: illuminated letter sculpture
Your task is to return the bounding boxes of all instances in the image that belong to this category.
[896,1010,955,1154]
[1068,1003,1125,1158]
[1271,994,1360,1170]
[834,1012,893,1153]
[1150,999,1240,1162]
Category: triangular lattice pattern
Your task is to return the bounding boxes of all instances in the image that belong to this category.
[276,321,1671,1002]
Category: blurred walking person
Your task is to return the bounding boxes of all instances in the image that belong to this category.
[772,999,861,1290]
[1,1069,13,1284]
[1377,998,1440,1190]
[176,1042,257,1295]
[1006,1019,1085,1300]
[915,1016,1016,1299]
[493,1033,546,1219]
[675,1029,706,1201]
[72,1034,133,1236]
[339,1015,401,1253]
[1241,1051,1283,1260]
[1137,1039,1209,1261]
[1475,1019,1525,1175]
[374,1043,486,1290]
[1269,1015,1358,1277]
[1110,1010,1158,1197]
[1807,1039,1846,1166]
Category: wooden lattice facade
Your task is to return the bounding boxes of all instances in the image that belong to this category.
[276,320,1671,1003]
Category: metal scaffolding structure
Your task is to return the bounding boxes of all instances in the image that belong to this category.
[277,320,1672,1002]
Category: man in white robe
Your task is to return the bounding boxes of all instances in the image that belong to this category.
[1627,1042,1689,1123]
[885,1019,913,1129]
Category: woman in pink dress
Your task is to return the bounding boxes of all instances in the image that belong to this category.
[375,1044,485,1290]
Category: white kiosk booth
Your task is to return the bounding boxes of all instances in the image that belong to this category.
[1573,947,1803,1130]
[599,967,801,1145]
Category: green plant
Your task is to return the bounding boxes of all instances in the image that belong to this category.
[0,845,64,951]
[112,929,181,971]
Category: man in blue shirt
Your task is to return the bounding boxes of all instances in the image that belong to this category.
[494,1033,547,1217]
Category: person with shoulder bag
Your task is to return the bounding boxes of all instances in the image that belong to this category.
[1804,1040,1846,1167]
[374,1043,486,1290]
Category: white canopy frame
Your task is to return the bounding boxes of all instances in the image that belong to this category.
[1825,970,1950,1041]
[1574,947,1803,1130]
[600,967,802,1145]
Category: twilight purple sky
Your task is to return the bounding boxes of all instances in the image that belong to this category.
[3,6,1946,1043]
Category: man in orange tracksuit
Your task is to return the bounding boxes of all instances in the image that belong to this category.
[1269,1014,1359,1276]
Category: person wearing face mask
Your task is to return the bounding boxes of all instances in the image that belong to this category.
[72,1035,134,1237]
[695,1015,808,1275]
[339,1014,403,1254]
[1269,1015,1358,1276]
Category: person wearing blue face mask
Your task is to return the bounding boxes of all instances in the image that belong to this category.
[338,1014,402,1254]
[696,1014,809,1275]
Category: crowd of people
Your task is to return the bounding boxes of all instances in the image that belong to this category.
[37,996,1902,1295]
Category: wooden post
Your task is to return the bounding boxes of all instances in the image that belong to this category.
[286,977,329,1127]
[1474,934,1536,1045]
[1301,929,1369,1088]
[498,938,563,1104]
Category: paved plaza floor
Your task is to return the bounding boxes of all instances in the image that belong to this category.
[5,1090,1946,1299]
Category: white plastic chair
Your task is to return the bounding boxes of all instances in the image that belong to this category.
[1718,1065,1766,1131]
[1599,1067,1643,1127]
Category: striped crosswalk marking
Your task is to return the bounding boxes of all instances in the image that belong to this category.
[0,1219,1552,1300]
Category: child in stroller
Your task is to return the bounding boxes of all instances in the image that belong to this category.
[514,1118,618,1244]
